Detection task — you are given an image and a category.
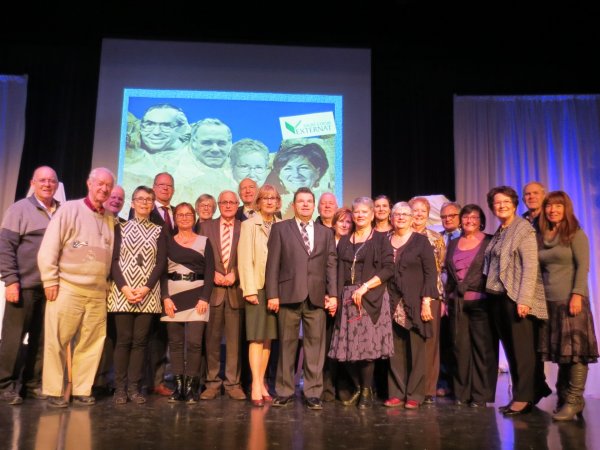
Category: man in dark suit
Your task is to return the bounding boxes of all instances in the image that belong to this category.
[266,187,337,410]
[235,177,258,222]
[199,190,246,400]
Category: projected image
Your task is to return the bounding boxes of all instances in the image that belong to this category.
[119,89,343,219]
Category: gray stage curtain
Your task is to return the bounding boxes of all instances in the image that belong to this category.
[454,94,600,395]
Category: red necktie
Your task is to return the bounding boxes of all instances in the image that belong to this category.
[161,206,173,230]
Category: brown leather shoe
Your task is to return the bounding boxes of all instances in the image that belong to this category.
[200,387,221,400]
[153,383,173,396]
[226,387,247,400]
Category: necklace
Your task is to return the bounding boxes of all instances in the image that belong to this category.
[176,233,196,245]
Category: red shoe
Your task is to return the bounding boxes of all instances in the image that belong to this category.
[384,397,405,408]
[405,400,420,409]
[153,383,173,396]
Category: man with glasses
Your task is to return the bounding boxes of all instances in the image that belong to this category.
[440,202,462,246]
[230,138,270,186]
[123,105,190,206]
[199,191,246,400]
[0,166,60,405]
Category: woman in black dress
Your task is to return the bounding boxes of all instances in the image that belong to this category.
[328,197,394,408]
[162,202,215,403]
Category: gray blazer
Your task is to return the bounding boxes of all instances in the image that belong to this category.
[265,219,337,307]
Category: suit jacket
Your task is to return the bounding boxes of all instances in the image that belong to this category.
[444,233,491,299]
[237,213,281,297]
[129,205,177,236]
[235,205,249,222]
[199,217,243,309]
[265,219,337,307]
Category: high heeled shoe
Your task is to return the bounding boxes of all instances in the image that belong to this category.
[341,389,361,406]
[503,402,533,416]
[251,398,265,407]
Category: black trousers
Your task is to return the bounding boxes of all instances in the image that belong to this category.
[112,313,153,391]
[388,323,426,402]
[448,298,498,402]
[0,287,45,392]
[489,294,536,402]
[167,321,206,376]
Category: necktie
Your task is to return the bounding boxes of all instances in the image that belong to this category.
[246,209,255,218]
[221,222,232,270]
[161,206,173,230]
[300,222,311,254]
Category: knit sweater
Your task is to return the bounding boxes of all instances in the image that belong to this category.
[484,215,547,319]
[0,195,58,289]
[38,199,115,298]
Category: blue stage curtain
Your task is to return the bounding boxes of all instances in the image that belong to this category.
[454,94,600,395]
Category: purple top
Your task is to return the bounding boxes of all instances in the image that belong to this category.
[453,244,485,300]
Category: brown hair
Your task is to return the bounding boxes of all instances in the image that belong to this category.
[538,191,580,245]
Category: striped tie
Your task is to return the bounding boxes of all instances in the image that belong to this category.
[300,222,311,254]
[221,222,232,270]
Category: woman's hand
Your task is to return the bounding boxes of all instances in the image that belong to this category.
[121,286,139,303]
[133,286,151,302]
[352,285,368,308]
[569,294,583,316]
[196,300,208,315]
[245,295,259,305]
[163,298,177,318]
[421,297,433,322]
[517,304,530,318]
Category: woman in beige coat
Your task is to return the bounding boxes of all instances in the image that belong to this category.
[238,184,281,406]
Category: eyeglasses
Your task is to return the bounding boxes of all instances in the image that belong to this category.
[462,215,480,222]
[141,120,178,132]
[260,196,279,202]
[493,200,513,207]
[197,203,214,209]
[176,213,195,219]
[154,183,174,189]
[34,178,58,185]
[218,201,238,206]
[235,164,267,175]
[440,214,459,220]
[392,212,412,218]
[133,197,153,204]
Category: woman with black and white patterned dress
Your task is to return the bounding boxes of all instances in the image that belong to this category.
[108,186,167,405]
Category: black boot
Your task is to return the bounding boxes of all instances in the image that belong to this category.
[553,363,588,421]
[184,376,200,404]
[168,375,185,402]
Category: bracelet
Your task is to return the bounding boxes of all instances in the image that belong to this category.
[422,298,431,306]
[362,282,370,290]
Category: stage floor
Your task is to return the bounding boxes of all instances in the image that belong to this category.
[1,373,598,450]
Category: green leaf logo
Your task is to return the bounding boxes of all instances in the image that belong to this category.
[285,120,302,134]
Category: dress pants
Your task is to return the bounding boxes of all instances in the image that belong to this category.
[43,287,107,397]
[112,312,154,391]
[449,298,498,402]
[276,299,326,398]
[167,321,206,375]
[205,294,243,390]
[388,323,426,402]
[490,293,536,402]
[424,299,441,397]
[0,287,45,392]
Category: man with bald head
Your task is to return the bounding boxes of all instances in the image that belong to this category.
[38,167,116,408]
[103,185,125,221]
[522,181,546,230]
[315,192,338,228]
[0,166,60,405]
[200,190,246,400]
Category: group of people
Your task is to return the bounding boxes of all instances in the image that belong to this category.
[124,104,334,217]
[0,167,597,421]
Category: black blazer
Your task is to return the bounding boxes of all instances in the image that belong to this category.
[389,232,438,337]
[336,231,394,323]
[444,233,492,299]
[265,219,337,307]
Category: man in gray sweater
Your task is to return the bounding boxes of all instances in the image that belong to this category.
[0,166,60,405]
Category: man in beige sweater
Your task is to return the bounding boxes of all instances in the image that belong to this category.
[38,167,116,408]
